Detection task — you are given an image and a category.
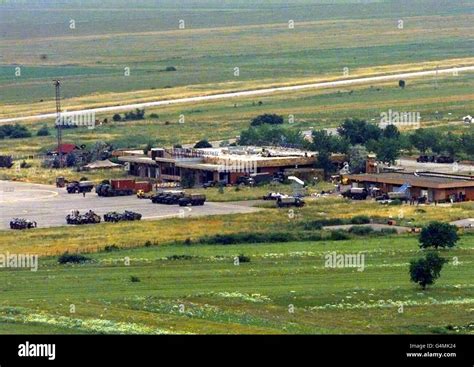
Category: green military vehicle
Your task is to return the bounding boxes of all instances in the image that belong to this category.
[178,194,206,206]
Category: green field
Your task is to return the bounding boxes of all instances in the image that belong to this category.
[0,234,472,334]
[0,0,472,110]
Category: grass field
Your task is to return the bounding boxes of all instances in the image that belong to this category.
[0,0,472,113]
[0,234,472,334]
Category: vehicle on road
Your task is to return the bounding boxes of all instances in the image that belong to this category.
[10,218,37,230]
[276,196,305,208]
[66,181,94,194]
[66,210,101,225]
[178,194,206,206]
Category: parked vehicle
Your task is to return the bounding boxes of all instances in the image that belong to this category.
[203,180,226,189]
[276,196,305,208]
[66,210,101,225]
[341,187,368,200]
[10,218,37,230]
[263,192,285,200]
[96,179,152,197]
[178,194,206,206]
[136,190,154,199]
[104,210,142,222]
[436,156,455,164]
[151,190,185,204]
[67,181,94,194]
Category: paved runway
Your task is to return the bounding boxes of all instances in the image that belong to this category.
[0,181,261,230]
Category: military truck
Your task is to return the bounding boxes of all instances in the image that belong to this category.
[10,218,37,230]
[151,190,185,204]
[66,210,101,225]
[178,194,206,206]
[104,210,142,222]
[96,179,152,197]
[66,181,94,194]
[341,187,368,200]
[276,196,305,208]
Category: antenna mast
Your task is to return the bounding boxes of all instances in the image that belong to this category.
[54,80,62,167]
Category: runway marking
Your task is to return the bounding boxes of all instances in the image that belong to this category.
[0,189,59,203]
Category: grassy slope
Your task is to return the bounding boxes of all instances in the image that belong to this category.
[0,234,472,334]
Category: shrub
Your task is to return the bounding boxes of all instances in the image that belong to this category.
[165,66,177,72]
[149,113,159,119]
[330,230,350,241]
[350,215,370,224]
[250,114,284,126]
[104,245,119,252]
[36,125,50,136]
[58,252,90,264]
[348,226,374,236]
[112,113,122,121]
[167,255,194,261]
[380,228,398,235]
[194,139,212,149]
[130,276,141,283]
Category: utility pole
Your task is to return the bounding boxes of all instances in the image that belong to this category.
[53,80,62,167]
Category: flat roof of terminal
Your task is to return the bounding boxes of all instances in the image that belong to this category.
[347,172,474,189]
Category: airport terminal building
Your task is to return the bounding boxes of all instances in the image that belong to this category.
[118,146,320,186]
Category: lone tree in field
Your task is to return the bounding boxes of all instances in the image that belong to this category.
[419,222,459,249]
[398,80,406,88]
[409,252,448,290]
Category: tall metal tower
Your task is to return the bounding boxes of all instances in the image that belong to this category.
[53,80,62,167]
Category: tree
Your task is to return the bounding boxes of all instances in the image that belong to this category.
[370,137,401,165]
[383,124,400,140]
[36,125,50,136]
[315,150,335,177]
[180,170,195,188]
[112,113,122,122]
[409,252,448,290]
[238,125,304,147]
[337,118,381,145]
[194,139,212,149]
[65,153,77,167]
[409,129,441,154]
[419,222,459,249]
[461,132,474,157]
[310,130,348,154]
[398,80,406,89]
[348,144,368,173]
[250,114,284,127]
